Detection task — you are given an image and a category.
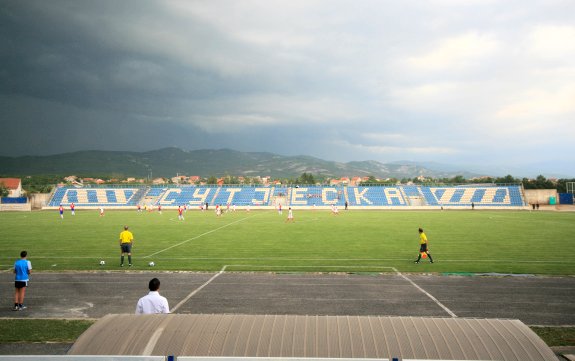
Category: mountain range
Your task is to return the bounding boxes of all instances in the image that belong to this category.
[0,147,483,180]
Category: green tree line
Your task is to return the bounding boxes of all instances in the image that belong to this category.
[2,173,575,195]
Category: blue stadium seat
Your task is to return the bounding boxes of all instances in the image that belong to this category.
[47,185,526,208]
[106,190,117,203]
[492,189,506,202]
[419,187,439,205]
[470,189,486,203]
[67,190,79,203]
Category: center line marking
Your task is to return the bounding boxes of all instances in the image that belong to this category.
[392,267,458,318]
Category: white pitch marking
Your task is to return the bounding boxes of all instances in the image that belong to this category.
[136,257,568,264]
[170,265,228,313]
[169,265,393,313]
[144,214,260,258]
[225,264,396,269]
[175,264,457,318]
[143,327,165,355]
[392,267,458,318]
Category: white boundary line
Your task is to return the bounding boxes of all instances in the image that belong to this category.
[170,264,457,319]
[143,326,165,355]
[12,255,569,265]
[169,265,390,313]
[144,214,259,258]
[392,266,458,318]
[224,265,395,270]
[143,258,568,264]
[170,265,228,313]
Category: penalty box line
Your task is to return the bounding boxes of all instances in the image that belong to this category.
[170,264,457,318]
[144,213,261,259]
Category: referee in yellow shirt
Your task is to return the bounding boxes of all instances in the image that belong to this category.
[119,225,134,267]
[415,227,433,264]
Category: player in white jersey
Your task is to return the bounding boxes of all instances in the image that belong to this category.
[286,207,294,223]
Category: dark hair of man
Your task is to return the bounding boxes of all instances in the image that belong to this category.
[148,278,160,291]
[418,228,423,233]
[20,251,27,258]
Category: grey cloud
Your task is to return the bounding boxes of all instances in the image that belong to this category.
[0,0,574,176]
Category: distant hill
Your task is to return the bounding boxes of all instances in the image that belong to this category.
[0,147,481,179]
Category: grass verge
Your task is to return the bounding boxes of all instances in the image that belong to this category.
[0,319,573,348]
[531,327,575,347]
[0,319,94,343]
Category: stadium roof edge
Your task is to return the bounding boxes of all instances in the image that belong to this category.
[68,314,557,361]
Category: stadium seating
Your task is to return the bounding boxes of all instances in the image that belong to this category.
[290,186,346,206]
[421,185,524,207]
[48,187,144,207]
[347,186,408,206]
[159,187,211,207]
[402,186,422,197]
[145,188,165,197]
[47,185,526,208]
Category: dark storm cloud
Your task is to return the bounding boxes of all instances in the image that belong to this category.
[1,0,359,154]
[0,1,271,155]
[2,1,240,112]
[0,0,574,176]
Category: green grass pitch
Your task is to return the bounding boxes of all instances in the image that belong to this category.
[0,209,572,275]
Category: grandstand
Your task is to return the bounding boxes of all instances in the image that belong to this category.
[46,184,528,209]
[48,187,141,207]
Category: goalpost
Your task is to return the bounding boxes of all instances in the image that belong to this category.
[567,182,575,204]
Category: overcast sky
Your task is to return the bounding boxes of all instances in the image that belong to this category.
[1,0,574,176]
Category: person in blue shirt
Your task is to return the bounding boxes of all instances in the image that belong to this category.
[13,251,32,311]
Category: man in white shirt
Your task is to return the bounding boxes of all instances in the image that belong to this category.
[135,278,170,314]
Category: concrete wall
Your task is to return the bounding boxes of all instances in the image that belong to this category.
[524,189,557,205]
[30,193,51,209]
[0,203,31,211]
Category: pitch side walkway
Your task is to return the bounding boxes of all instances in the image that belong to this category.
[0,271,573,326]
